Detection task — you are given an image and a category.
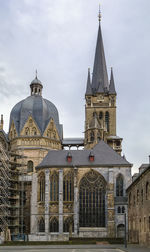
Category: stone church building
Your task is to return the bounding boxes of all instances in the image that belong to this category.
[0,16,132,241]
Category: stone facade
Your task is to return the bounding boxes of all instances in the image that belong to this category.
[127,165,150,247]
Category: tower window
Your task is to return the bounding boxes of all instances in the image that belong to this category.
[116,174,123,197]
[105,111,109,132]
[27,160,33,172]
[99,111,103,119]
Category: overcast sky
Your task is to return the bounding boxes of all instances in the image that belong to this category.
[0,0,150,174]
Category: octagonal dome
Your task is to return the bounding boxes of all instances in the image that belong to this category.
[9,77,63,139]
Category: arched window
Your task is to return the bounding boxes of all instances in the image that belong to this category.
[118,206,121,213]
[105,111,109,132]
[14,129,16,138]
[47,129,51,137]
[38,218,45,232]
[63,171,74,201]
[32,127,37,136]
[50,172,59,201]
[27,160,33,172]
[49,217,59,232]
[90,131,94,142]
[99,111,103,119]
[146,182,149,200]
[122,206,125,213]
[116,174,123,197]
[63,217,74,232]
[25,127,30,136]
[79,170,106,227]
[38,173,45,202]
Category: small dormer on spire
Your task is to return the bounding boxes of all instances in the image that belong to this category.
[109,67,116,95]
[85,68,92,96]
[30,70,43,96]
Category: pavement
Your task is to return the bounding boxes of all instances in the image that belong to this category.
[0,244,150,252]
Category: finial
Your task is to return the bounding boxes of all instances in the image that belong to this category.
[35,69,37,79]
[98,4,101,23]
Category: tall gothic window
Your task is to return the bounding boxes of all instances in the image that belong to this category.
[49,217,59,232]
[79,170,106,227]
[38,217,45,232]
[50,171,59,201]
[39,173,45,202]
[63,171,74,201]
[105,111,109,132]
[63,217,74,232]
[116,174,123,196]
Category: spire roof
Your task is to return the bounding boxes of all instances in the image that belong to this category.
[91,22,109,93]
[85,68,92,95]
[109,67,116,94]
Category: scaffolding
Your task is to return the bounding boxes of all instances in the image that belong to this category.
[0,143,26,237]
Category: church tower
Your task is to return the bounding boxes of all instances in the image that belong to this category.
[84,12,122,154]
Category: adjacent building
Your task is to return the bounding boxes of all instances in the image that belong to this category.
[127,164,150,247]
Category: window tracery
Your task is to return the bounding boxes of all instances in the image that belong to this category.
[25,127,30,136]
[63,217,74,232]
[50,171,59,201]
[79,170,106,227]
[105,111,109,132]
[49,217,59,232]
[116,174,123,196]
[38,173,45,202]
[63,171,74,201]
[38,217,45,232]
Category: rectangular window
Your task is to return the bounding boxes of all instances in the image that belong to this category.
[149,216,150,231]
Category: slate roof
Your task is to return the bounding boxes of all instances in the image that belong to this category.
[85,68,92,95]
[91,23,109,92]
[36,140,131,169]
[9,95,63,139]
[109,68,116,95]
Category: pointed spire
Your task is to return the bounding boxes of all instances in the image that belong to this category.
[85,68,92,95]
[109,67,116,94]
[91,8,109,93]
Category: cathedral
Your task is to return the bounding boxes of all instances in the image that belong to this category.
[0,14,132,241]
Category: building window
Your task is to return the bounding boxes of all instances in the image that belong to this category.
[27,160,33,172]
[146,182,149,200]
[38,173,45,202]
[118,206,121,213]
[32,127,37,136]
[144,217,146,232]
[90,131,94,142]
[105,111,109,132]
[63,217,74,233]
[79,170,106,227]
[116,174,123,197]
[63,171,74,201]
[141,189,143,204]
[99,111,103,119]
[137,189,139,203]
[38,218,45,232]
[50,172,59,201]
[25,127,29,136]
[122,206,125,213]
[49,217,59,232]
[149,216,150,231]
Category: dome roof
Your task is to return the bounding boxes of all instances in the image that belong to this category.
[31,77,42,85]
[9,95,63,138]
